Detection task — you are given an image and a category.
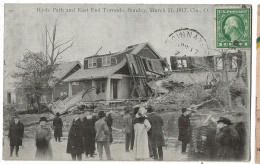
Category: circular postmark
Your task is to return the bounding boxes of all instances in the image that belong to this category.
[166,28,209,57]
[221,14,245,42]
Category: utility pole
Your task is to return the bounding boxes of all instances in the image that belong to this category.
[222,52,232,111]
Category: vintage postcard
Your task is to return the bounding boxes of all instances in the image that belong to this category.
[3,4,251,161]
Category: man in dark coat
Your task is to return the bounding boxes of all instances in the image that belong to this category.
[83,110,97,158]
[216,117,240,161]
[234,112,248,160]
[130,110,135,151]
[147,106,165,160]
[66,109,85,160]
[178,108,191,154]
[8,114,24,157]
[105,112,113,144]
[53,112,63,142]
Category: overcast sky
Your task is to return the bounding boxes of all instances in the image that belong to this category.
[4,4,217,86]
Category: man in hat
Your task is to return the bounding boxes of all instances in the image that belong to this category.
[66,108,85,160]
[83,109,97,158]
[8,114,24,157]
[53,112,63,142]
[178,108,191,154]
[123,107,132,152]
[147,106,165,161]
[234,112,248,160]
[216,117,240,161]
[95,111,112,160]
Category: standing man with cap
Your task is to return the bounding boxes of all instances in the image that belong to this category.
[53,112,63,142]
[66,108,85,160]
[123,107,132,152]
[95,111,112,160]
[216,117,240,161]
[178,108,191,154]
[8,114,24,157]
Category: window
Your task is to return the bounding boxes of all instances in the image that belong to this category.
[231,56,237,69]
[102,57,107,66]
[40,95,47,104]
[182,59,187,68]
[96,82,106,94]
[93,58,97,67]
[18,97,23,104]
[72,82,79,86]
[111,57,117,65]
[88,59,93,68]
[107,56,111,66]
[216,57,223,70]
[176,58,188,69]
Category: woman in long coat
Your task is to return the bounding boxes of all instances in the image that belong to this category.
[133,107,151,160]
[83,111,96,157]
[35,117,53,160]
[66,111,84,160]
[53,112,63,142]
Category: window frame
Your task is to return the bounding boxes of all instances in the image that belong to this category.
[216,57,224,70]
[88,59,93,68]
[92,58,97,68]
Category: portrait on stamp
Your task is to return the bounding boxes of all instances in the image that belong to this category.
[216,8,251,48]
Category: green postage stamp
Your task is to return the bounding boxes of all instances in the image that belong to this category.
[216,8,251,48]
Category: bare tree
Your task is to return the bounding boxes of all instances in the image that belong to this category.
[43,20,74,65]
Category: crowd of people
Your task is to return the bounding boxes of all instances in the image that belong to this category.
[7,105,248,161]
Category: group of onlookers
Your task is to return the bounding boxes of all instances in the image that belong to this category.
[122,105,165,160]
[66,108,113,160]
[177,108,248,161]
[7,105,248,161]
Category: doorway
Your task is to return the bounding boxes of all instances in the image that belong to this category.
[112,81,118,99]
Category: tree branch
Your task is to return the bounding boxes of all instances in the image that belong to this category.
[54,36,74,50]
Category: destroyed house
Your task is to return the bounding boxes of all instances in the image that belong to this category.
[170,52,244,72]
[168,51,247,86]
[64,42,168,103]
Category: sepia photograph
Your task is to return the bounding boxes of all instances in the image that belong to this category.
[3,4,251,161]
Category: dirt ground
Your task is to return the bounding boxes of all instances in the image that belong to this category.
[2,136,189,161]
